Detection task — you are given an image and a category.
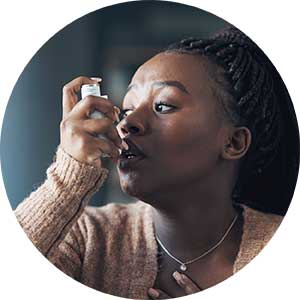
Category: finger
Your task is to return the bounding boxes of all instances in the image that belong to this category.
[113,106,121,123]
[148,288,172,299]
[93,135,121,159]
[62,76,101,119]
[72,95,116,120]
[68,132,104,165]
[83,119,123,149]
[172,271,202,294]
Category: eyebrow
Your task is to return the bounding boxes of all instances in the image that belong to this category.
[126,80,190,94]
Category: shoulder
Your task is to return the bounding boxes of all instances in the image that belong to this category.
[243,205,283,243]
[234,204,284,272]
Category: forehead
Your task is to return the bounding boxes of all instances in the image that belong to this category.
[130,52,214,94]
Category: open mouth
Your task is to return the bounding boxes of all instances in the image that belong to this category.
[120,151,140,160]
[118,139,146,169]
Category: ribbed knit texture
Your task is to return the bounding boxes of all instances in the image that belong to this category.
[15,146,283,299]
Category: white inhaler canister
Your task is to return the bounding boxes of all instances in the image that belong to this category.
[81,83,108,118]
[81,82,110,157]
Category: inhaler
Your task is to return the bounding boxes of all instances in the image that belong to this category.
[81,82,111,158]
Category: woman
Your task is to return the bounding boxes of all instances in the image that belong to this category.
[15,27,299,299]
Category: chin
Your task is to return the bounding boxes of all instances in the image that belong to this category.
[119,173,144,198]
[118,172,156,199]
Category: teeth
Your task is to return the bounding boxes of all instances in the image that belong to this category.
[121,148,138,159]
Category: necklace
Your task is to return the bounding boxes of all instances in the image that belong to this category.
[155,213,239,271]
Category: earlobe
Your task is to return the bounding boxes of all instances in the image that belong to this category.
[222,127,251,161]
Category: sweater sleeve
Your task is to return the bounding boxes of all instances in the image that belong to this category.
[14,146,109,272]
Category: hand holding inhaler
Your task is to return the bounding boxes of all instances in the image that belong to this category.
[59,76,128,169]
[81,81,111,158]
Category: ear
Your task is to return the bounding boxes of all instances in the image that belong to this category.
[221,126,252,161]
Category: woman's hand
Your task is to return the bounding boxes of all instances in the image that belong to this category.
[148,271,202,299]
[60,76,124,168]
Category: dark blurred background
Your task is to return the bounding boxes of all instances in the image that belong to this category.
[0,0,228,209]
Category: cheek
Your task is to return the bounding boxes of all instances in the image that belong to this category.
[155,115,222,173]
[163,114,220,152]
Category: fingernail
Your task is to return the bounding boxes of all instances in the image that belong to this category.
[114,111,120,123]
[118,148,122,155]
[90,77,102,82]
[173,271,182,281]
[113,106,120,123]
[114,106,121,115]
[121,140,129,150]
[148,288,159,298]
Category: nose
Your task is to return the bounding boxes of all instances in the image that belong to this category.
[117,111,146,138]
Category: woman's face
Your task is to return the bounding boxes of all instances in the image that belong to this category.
[116,52,230,199]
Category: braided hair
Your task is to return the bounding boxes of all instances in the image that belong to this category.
[164,26,299,215]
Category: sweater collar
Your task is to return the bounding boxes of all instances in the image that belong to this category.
[130,201,279,298]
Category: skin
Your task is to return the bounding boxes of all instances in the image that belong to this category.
[116,53,251,298]
[60,76,127,168]
[60,53,251,298]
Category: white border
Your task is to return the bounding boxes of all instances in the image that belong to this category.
[0,1,299,299]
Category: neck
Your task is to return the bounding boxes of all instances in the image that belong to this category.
[143,171,239,260]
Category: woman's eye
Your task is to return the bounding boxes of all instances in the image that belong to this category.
[154,101,175,113]
[119,102,175,120]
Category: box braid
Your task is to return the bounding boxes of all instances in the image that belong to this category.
[164,27,298,211]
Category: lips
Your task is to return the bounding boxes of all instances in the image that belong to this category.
[119,138,146,159]
[118,138,146,169]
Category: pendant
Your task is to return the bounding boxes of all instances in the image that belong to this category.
[180,264,187,271]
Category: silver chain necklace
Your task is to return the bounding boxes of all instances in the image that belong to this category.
[155,213,239,271]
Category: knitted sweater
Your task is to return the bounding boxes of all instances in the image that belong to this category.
[15,147,283,300]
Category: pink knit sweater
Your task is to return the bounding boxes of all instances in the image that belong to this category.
[15,146,283,299]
